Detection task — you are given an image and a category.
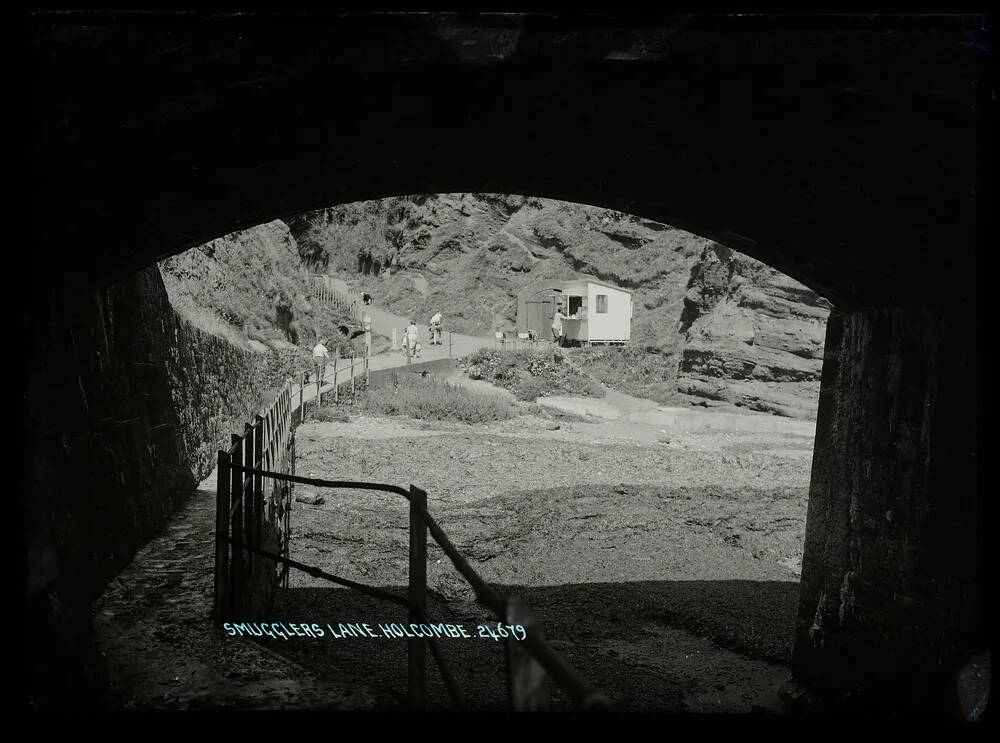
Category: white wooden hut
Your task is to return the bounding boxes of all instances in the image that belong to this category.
[516,278,633,344]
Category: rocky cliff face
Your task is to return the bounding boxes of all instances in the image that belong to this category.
[289,194,707,346]
[677,243,831,419]
[159,220,370,360]
[288,193,831,419]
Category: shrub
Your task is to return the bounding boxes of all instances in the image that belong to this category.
[462,348,605,400]
[357,373,517,423]
[569,345,681,405]
[515,376,545,402]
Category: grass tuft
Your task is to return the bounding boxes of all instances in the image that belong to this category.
[356,372,517,423]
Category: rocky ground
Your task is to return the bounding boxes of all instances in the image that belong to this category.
[271,404,814,712]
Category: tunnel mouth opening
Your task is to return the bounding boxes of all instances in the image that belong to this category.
[88,191,832,711]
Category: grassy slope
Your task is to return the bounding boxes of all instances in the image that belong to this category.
[159,220,387,360]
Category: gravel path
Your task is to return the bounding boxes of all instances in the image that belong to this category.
[90,477,384,710]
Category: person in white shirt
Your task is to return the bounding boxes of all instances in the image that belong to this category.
[405,321,420,360]
[551,310,566,346]
[429,311,443,345]
[312,340,331,382]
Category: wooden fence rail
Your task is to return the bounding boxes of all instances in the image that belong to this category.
[214,340,371,619]
[214,381,294,620]
[309,274,365,323]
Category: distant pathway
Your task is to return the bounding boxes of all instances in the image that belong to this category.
[296,276,497,404]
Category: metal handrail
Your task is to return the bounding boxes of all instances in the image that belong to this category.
[225,462,611,710]
[220,531,468,709]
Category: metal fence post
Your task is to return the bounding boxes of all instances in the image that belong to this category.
[214,450,232,623]
[408,485,428,709]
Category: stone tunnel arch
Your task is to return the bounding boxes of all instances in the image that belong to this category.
[26,11,985,715]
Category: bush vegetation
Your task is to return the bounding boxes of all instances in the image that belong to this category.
[356,373,517,423]
[464,348,605,402]
[568,345,683,405]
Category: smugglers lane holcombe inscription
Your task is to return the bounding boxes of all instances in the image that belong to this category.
[224,621,528,642]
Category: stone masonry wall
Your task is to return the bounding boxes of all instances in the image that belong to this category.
[24,263,298,707]
[791,304,982,715]
[166,315,302,484]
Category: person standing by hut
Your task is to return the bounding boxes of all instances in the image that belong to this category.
[551,308,566,347]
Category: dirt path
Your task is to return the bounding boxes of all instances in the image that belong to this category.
[326,274,493,363]
[90,474,385,710]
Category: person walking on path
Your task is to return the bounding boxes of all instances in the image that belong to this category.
[312,339,331,383]
[429,311,443,346]
[404,320,420,362]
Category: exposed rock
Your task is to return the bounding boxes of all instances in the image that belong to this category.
[677,244,831,419]
[287,194,830,420]
[295,493,325,506]
[159,220,375,360]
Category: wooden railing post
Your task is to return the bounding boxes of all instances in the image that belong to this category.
[214,450,232,622]
[333,356,339,403]
[316,360,323,407]
[243,424,255,569]
[254,415,264,549]
[505,596,550,710]
[229,434,244,617]
[408,485,428,710]
[350,353,356,398]
[299,372,305,424]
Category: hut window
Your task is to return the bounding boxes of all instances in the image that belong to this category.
[596,294,608,313]
[568,296,584,315]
